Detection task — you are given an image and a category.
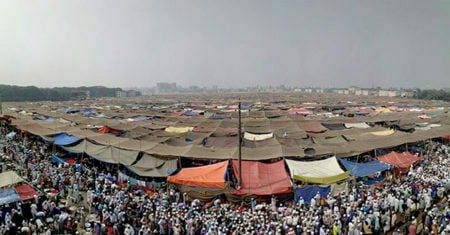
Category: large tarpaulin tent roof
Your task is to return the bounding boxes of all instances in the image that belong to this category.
[312,135,348,144]
[126,153,178,177]
[204,136,238,148]
[231,160,292,195]
[167,161,228,188]
[285,157,350,184]
[296,121,327,133]
[184,145,237,160]
[339,159,392,177]
[15,123,61,136]
[6,107,450,162]
[377,151,421,173]
[114,139,159,152]
[0,171,24,188]
[63,139,139,165]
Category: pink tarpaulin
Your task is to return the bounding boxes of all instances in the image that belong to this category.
[232,160,292,195]
[15,184,39,201]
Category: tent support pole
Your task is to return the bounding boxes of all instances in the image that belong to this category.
[238,100,242,188]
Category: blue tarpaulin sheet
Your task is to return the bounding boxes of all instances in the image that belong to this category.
[295,185,330,204]
[52,155,66,165]
[53,133,81,146]
[339,159,392,177]
[364,176,385,185]
[52,155,76,166]
[0,188,20,205]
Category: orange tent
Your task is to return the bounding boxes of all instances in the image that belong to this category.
[377,151,421,174]
[167,161,228,188]
[97,126,122,135]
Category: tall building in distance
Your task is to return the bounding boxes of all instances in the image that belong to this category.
[156,82,178,93]
[116,90,142,98]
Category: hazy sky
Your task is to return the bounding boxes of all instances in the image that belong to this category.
[1,1,449,89]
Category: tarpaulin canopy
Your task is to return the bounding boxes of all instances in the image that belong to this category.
[15,123,60,136]
[344,122,371,129]
[321,123,347,130]
[231,160,292,195]
[97,126,122,135]
[297,121,327,133]
[295,185,331,204]
[370,129,395,136]
[0,171,24,188]
[126,153,178,177]
[167,161,228,188]
[52,133,81,146]
[0,188,20,205]
[339,159,392,177]
[312,135,348,144]
[165,126,194,134]
[243,132,273,141]
[63,140,139,164]
[377,151,421,173]
[204,136,238,148]
[15,184,39,201]
[286,157,350,184]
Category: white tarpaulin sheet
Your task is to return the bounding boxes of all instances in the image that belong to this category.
[344,123,371,129]
[285,156,347,180]
[0,171,24,188]
[243,132,273,141]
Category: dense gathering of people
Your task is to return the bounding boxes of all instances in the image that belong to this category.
[0,123,449,235]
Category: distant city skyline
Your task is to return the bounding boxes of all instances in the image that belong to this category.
[1,1,449,89]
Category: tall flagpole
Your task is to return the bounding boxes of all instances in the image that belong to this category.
[238,100,242,188]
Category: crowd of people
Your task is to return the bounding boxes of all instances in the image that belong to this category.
[0,124,449,235]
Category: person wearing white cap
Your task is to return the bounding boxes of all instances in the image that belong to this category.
[310,197,316,210]
[85,227,93,235]
[298,196,304,210]
[124,224,134,235]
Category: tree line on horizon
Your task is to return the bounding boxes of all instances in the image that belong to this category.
[414,89,450,101]
[0,85,121,102]
[0,84,448,102]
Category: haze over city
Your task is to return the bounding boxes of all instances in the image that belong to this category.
[0,1,449,89]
